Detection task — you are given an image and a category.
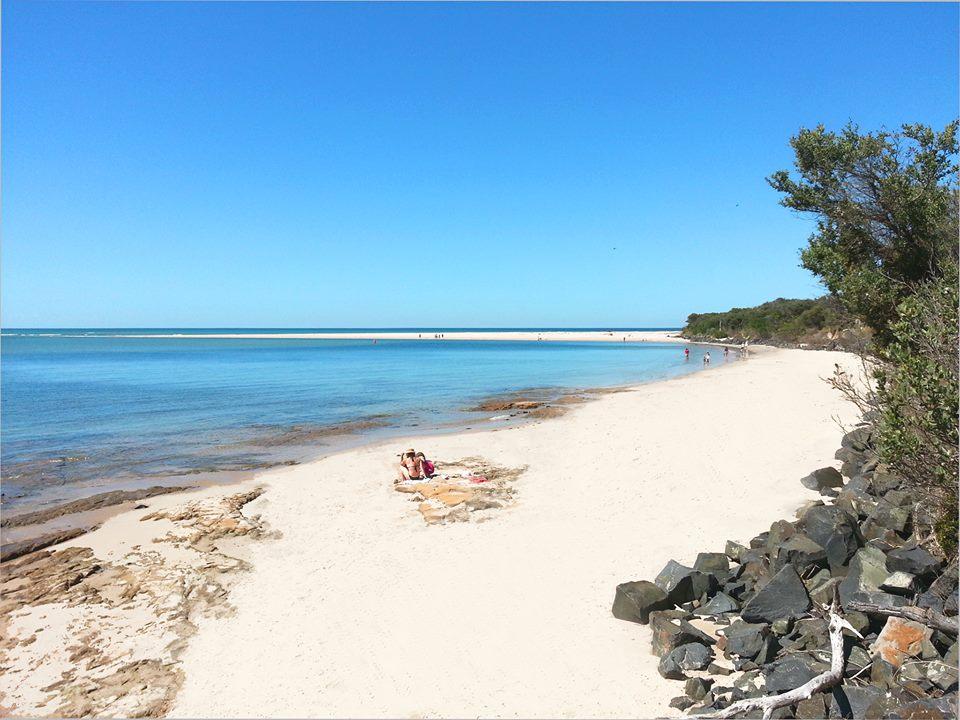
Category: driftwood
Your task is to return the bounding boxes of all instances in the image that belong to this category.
[704,605,860,720]
[846,599,958,636]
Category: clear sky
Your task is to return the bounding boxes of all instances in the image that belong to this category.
[3,2,957,328]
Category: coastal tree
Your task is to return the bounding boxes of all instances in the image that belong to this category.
[768,121,959,346]
[770,121,960,557]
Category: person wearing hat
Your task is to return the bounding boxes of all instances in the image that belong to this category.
[396,449,425,483]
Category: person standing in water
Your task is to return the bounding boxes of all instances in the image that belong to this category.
[684,347,690,360]
[703,351,711,365]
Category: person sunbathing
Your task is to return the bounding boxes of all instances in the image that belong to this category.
[396,449,425,483]
[415,451,436,478]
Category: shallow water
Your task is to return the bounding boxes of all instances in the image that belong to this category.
[1,330,721,511]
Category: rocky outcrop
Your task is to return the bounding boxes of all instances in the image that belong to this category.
[393,457,525,525]
[0,527,92,562]
[1,485,193,528]
[613,421,958,717]
[0,487,270,717]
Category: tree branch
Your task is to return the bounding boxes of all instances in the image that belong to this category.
[845,600,958,636]
[701,605,856,720]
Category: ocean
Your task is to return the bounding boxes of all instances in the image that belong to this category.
[1,329,720,514]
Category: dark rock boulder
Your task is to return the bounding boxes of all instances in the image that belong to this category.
[861,499,912,538]
[844,645,872,678]
[767,519,796,548]
[741,565,811,623]
[879,698,953,720]
[725,540,747,562]
[801,467,844,493]
[611,580,671,624]
[870,465,903,494]
[723,620,771,660]
[841,427,872,452]
[883,488,915,507]
[870,657,897,689]
[838,545,888,609]
[835,485,878,521]
[809,577,842,607]
[800,505,863,569]
[879,571,917,596]
[684,676,713,702]
[847,590,909,612]
[887,544,945,581]
[828,684,886,719]
[694,592,739,617]
[649,610,714,656]
[771,533,828,574]
[694,552,730,576]
[918,559,959,616]
[732,669,766,697]
[836,448,868,479]
[649,609,690,654]
[737,548,772,587]
[762,654,821,694]
[654,560,717,605]
[795,694,829,719]
[723,579,751,601]
[790,617,830,653]
[753,635,780,665]
[658,642,713,679]
[668,696,695,711]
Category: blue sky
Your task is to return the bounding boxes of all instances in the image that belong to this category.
[3,2,957,328]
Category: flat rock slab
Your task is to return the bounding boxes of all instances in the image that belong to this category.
[871,616,933,668]
[393,457,523,525]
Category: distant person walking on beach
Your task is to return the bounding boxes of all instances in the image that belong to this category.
[703,352,711,366]
[723,346,729,359]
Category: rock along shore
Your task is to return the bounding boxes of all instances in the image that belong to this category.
[613,417,959,718]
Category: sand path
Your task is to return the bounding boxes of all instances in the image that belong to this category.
[166,347,859,718]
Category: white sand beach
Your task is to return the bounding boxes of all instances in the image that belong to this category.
[35,330,687,343]
[1,347,862,718]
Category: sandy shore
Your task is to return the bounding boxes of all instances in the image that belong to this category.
[1,346,861,718]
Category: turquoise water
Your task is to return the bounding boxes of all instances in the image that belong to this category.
[1,330,718,511]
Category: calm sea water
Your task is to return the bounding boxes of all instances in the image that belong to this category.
[1,329,719,512]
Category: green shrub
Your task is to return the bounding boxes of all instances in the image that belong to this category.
[771,120,959,557]
[681,297,845,343]
[874,271,959,554]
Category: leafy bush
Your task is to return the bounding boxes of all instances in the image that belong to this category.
[682,297,847,344]
[771,120,959,556]
[769,121,958,346]
[874,271,959,556]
